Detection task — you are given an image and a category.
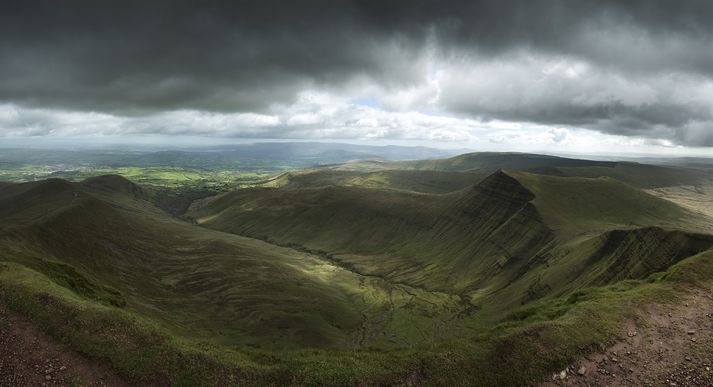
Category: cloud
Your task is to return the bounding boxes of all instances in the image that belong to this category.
[0,86,490,143]
[436,52,713,146]
[1,1,713,147]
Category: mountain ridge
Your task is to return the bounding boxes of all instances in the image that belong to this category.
[2,152,713,385]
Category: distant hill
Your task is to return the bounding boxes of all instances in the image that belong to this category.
[262,152,712,194]
[398,152,615,171]
[0,142,462,170]
[264,168,484,193]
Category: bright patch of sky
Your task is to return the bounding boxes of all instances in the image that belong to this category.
[0,100,709,157]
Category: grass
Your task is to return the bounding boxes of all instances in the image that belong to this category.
[265,168,484,193]
[395,152,615,172]
[0,261,434,385]
[1,160,713,384]
[512,171,708,237]
[0,177,472,351]
[0,164,277,216]
[0,164,273,190]
[190,170,712,296]
[2,247,711,385]
[331,152,709,189]
[187,169,713,355]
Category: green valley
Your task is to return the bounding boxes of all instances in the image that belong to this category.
[6,2,713,385]
[2,149,713,385]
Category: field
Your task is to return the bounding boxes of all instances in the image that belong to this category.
[0,163,276,216]
[0,164,273,190]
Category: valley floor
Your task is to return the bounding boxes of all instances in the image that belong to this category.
[0,304,132,387]
[542,286,713,387]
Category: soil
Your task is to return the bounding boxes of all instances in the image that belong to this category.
[541,287,713,386]
[0,304,132,387]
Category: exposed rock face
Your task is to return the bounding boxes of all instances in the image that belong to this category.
[585,227,713,285]
[435,170,554,292]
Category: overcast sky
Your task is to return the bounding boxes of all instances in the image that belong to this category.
[1,0,713,155]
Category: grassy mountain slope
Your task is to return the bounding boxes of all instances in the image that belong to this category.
[264,168,484,193]
[261,153,711,196]
[393,153,710,189]
[263,153,599,193]
[553,162,712,189]
[189,170,712,309]
[2,157,713,385]
[398,152,614,172]
[512,171,707,237]
[0,176,471,352]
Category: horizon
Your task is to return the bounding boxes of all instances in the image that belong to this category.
[2,137,713,161]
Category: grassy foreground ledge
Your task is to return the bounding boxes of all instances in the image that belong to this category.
[2,249,712,386]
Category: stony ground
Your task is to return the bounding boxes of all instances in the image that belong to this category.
[0,305,131,387]
[541,287,713,387]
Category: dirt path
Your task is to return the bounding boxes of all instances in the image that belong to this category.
[0,305,132,387]
[541,287,713,386]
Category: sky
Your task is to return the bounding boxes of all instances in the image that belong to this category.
[1,0,713,156]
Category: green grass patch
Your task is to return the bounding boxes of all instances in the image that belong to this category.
[1,248,709,385]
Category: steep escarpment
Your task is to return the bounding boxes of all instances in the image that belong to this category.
[190,170,555,293]
[489,226,713,313]
[190,169,713,303]
[580,227,713,286]
[399,171,554,291]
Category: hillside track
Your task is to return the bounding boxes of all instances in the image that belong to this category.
[0,304,136,387]
[541,286,713,386]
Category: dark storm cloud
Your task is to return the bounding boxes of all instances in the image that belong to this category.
[0,0,428,113]
[1,0,713,145]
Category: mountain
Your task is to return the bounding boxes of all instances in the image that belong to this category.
[189,169,712,310]
[262,152,712,195]
[0,173,536,383]
[1,176,417,350]
[264,168,484,193]
[0,142,462,170]
[2,152,713,385]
